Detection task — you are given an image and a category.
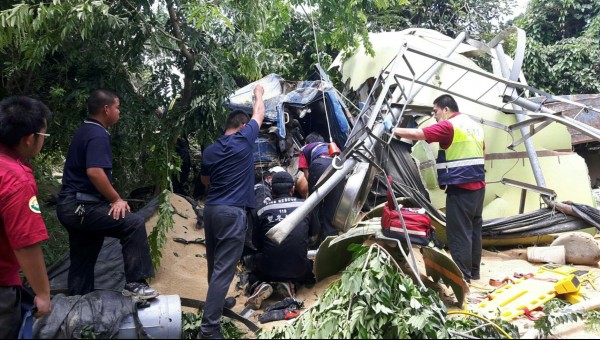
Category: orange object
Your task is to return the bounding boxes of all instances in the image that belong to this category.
[328,142,341,156]
[284,310,300,320]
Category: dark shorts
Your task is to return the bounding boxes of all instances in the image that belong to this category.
[0,286,21,339]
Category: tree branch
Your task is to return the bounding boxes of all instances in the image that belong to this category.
[166,0,193,106]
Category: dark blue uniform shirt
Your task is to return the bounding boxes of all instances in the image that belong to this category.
[201,119,259,208]
[58,119,112,204]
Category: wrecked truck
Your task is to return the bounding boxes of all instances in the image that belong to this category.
[264,27,600,253]
[248,27,600,307]
[227,68,353,181]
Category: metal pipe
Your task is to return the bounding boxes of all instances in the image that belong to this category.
[394,32,467,106]
[506,96,600,141]
[494,43,549,191]
[363,43,410,130]
[494,36,582,218]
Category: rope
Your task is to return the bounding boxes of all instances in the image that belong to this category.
[300,4,334,144]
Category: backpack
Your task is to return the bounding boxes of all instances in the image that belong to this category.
[381,177,434,246]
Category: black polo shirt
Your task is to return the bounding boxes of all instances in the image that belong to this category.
[57,118,112,205]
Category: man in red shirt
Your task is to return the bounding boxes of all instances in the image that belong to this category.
[298,132,344,246]
[385,94,485,283]
[0,96,52,338]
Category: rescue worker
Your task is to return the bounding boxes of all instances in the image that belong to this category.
[298,132,344,245]
[199,85,265,339]
[0,96,52,337]
[244,171,317,310]
[385,94,485,282]
[254,166,287,207]
[56,89,157,298]
[244,166,287,257]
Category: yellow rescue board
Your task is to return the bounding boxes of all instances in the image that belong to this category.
[471,264,587,321]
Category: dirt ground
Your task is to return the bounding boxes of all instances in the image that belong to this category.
[147,194,600,338]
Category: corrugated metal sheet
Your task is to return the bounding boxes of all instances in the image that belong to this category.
[531,94,600,145]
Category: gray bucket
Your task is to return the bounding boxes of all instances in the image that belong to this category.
[117,295,182,339]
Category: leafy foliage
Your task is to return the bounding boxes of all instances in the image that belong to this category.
[0,0,172,195]
[31,152,70,266]
[585,309,600,335]
[517,0,600,45]
[289,0,408,57]
[79,325,100,339]
[0,0,127,70]
[534,298,584,338]
[182,311,247,339]
[147,189,176,269]
[182,311,203,339]
[144,103,183,268]
[523,37,600,94]
[514,0,600,95]
[260,244,449,339]
[445,312,520,339]
[260,243,521,339]
[534,298,600,338]
[365,0,517,41]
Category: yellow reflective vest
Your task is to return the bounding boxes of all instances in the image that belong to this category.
[435,114,485,186]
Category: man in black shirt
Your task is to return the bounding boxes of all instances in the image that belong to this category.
[56,89,156,299]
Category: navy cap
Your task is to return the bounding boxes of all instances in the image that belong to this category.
[271,171,294,185]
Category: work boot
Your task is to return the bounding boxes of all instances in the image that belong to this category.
[196,329,223,339]
[245,282,273,310]
[123,281,159,300]
[224,296,236,309]
[274,281,296,298]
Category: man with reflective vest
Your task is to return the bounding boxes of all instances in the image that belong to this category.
[384,94,485,283]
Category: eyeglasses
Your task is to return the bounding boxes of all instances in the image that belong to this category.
[35,132,51,137]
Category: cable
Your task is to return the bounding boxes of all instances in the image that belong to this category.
[300,4,334,144]
[333,88,361,111]
[252,94,265,186]
[447,311,513,339]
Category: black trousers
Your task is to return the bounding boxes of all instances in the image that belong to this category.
[201,205,246,335]
[0,286,20,339]
[247,257,315,288]
[445,187,485,282]
[57,200,154,296]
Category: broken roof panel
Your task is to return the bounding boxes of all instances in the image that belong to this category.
[530,94,600,145]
